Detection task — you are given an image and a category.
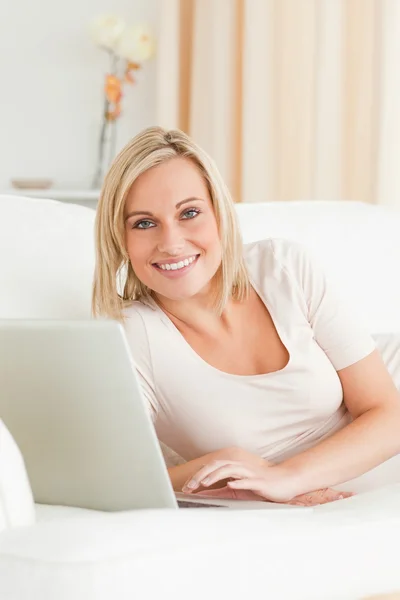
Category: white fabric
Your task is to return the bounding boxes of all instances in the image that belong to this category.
[156,2,388,207]
[2,490,400,600]
[236,200,400,334]
[0,421,35,532]
[0,194,95,319]
[2,195,400,599]
[123,238,375,466]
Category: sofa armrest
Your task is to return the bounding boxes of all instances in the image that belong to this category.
[0,420,35,531]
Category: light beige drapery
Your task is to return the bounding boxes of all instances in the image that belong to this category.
[156,0,400,206]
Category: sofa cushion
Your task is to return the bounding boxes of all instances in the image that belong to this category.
[0,421,35,531]
[3,495,400,600]
[0,195,95,319]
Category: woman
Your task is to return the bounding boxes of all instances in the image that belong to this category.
[92,126,400,506]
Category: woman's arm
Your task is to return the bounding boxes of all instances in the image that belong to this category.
[169,447,351,505]
[183,350,400,503]
[275,349,400,495]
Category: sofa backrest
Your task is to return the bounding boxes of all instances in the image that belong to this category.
[0,195,95,319]
[236,200,400,334]
[1,195,399,333]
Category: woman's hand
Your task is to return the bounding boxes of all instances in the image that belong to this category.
[182,458,353,505]
[182,458,299,502]
[188,446,272,492]
[194,485,353,505]
[286,488,354,506]
[167,446,270,493]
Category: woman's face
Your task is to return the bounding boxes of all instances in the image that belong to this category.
[124,157,222,303]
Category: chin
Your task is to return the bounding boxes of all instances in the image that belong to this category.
[155,281,209,302]
[158,289,202,302]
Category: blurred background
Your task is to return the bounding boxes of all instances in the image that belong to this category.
[1,0,400,207]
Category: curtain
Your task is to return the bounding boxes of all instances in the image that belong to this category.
[156,0,399,207]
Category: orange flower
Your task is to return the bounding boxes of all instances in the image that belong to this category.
[104,74,122,104]
[124,62,140,84]
[127,61,141,71]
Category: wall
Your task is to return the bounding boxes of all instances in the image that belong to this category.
[0,0,159,191]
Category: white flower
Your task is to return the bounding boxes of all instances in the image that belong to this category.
[117,24,156,62]
[90,15,126,51]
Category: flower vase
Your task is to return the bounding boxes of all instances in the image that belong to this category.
[91,101,118,190]
[89,17,156,189]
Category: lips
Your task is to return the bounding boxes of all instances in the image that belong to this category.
[152,254,200,277]
[152,254,200,271]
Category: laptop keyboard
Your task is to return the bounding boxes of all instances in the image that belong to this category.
[177,500,227,509]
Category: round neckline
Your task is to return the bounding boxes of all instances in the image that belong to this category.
[154,277,292,380]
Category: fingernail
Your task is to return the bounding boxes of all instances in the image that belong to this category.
[201,477,210,485]
[186,480,197,489]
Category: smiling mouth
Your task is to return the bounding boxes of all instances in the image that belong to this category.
[152,254,200,272]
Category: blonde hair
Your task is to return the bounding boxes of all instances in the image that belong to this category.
[92,126,250,321]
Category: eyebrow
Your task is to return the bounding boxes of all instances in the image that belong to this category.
[124,197,204,222]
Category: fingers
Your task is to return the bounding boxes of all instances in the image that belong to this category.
[227,478,269,496]
[196,486,262,501]
[181,458,356,507]
[195,486,238,500]
[200,465,254,489]
[182,460,243,493]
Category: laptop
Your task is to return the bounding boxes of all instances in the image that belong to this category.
[0,319,305,512]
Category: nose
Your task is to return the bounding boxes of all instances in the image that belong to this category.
[156,223,185,256]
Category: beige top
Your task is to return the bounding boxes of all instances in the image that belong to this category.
[123,238,376,464]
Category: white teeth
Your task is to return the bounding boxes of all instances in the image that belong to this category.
[158,255,198,271]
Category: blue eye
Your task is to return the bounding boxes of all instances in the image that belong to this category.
[182,208,200,219]
[133,220,155,230]
[132,208,200,230]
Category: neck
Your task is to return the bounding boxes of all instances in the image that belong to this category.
[154,289,233,334]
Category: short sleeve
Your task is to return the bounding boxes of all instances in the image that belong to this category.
[122,306,159,421]
[276,239,376,371]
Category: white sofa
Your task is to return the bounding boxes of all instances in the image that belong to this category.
[2,194,400,600]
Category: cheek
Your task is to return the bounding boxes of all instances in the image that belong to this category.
[125,233,150,273]
[200,221,221,254]
[191,214,220,244]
